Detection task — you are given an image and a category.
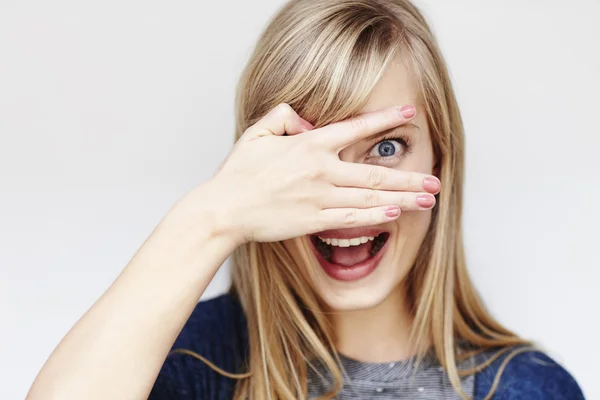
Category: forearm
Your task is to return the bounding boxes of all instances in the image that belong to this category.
[27,194,238,400]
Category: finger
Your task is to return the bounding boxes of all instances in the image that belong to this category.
[317,205,401,231]
[329,162,441,194]
[243,103,313,139]
[322,188,436,211]
[308,105,415,151]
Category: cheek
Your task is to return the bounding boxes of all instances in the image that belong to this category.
[391,209,432,255]
[401,152,434,175]
[399,134,435,174]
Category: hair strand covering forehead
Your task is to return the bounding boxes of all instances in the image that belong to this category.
[238,0,409,132]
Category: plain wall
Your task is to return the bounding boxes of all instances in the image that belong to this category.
[1,1,598,399]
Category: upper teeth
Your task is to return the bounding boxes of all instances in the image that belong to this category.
[318,236,375,247]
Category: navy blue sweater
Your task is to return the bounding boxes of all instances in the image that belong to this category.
[149,294,585,399]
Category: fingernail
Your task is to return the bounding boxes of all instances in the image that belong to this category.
[300,119,313,131]
[385,206,401,218]
[399,105,415,119]
[423,176,441,193]
[416,194,435,208]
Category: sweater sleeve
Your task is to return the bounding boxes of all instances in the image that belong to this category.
[474,348,585,400]
[148,294,248,400]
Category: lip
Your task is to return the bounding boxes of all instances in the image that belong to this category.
[309,232,391,282]
[313,227,388,239]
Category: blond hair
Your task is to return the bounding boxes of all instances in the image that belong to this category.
[176,1,531,398]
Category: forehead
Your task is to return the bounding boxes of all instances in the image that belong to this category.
[359,55,420,114]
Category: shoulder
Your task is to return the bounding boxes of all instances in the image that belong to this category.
[473,347,585,400]
[149,293,248,400]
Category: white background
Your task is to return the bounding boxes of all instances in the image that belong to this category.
[1,1,598,399]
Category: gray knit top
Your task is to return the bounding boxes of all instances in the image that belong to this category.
[307,350,475,399]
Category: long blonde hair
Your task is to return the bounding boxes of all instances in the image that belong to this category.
[181,0,532,398]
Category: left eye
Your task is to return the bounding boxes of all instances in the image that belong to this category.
[368,140,404,158]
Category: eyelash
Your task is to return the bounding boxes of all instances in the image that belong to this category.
[367,134,412,162]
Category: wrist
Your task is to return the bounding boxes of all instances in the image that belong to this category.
[164,179,245,250]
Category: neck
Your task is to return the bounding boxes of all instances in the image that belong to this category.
[329,286,419,363]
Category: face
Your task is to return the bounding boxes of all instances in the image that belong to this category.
[285,55,436,311]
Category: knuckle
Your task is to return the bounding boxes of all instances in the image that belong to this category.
[364,190,379,208]
[406,174,415,191]
[349,115,368,133]
[276,102,294,117]
[305,165,324,181]
[368,168,384,188]
[343,209,358,226]
[397,194,408,209]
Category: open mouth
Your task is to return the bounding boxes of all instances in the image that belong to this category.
[310,232,390,267]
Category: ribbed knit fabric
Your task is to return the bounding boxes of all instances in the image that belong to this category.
[306,349,476,399]
[148,294,585,400]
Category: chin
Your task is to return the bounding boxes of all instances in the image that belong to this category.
[313,278,399,311]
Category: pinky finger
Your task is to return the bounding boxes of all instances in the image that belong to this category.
[317,205,400,231]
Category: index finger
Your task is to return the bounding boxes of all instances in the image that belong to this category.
[308,105,416,152]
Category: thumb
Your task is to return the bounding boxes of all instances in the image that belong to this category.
[243,103,313,139]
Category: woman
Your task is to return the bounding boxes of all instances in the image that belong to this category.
[27,0,584,399]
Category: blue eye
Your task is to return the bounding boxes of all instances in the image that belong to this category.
[368,139,404,158]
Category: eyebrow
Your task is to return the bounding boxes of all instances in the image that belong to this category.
[366,122,420,141]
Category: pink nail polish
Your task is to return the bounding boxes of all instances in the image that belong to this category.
[399,105,415,119]
[385,206,400,218]
[423,177,440,193]
[416,195,435,208]
[300,119,313,131]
